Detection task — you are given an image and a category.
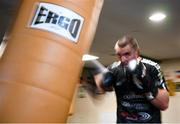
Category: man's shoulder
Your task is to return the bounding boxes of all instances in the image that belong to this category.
[141,57,160,70]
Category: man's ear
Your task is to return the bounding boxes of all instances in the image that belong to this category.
[135,48,140,57]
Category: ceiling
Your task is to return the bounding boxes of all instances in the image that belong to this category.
[0,0,180,67]
[90,0,180,66]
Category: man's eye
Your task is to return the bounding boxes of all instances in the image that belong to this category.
[124,53,130,56]
[121,53,130,57]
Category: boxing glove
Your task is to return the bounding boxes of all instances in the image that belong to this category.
[102,71,114,90]
[127,60,158,100]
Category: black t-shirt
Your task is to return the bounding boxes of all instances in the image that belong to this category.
[107,58,168,123]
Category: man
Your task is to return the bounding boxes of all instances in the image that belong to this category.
[94,35,169,123]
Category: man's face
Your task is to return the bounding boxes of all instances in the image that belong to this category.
[115,44,138,66]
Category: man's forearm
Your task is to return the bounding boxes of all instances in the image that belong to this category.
[150,89,169,110]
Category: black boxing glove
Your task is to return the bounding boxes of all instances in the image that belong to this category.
[127,60,158,100]
[101,71,114,90]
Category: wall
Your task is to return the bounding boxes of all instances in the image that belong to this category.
[160,58,180,71]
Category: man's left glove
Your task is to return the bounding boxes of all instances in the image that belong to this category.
[127,59,158,101]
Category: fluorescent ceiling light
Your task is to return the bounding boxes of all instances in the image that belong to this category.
[82,54,99,61]
[149,12,166,22]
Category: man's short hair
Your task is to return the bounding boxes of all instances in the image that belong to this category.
[115,35,139,50]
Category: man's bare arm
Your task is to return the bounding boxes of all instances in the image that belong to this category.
[149,89,169,110]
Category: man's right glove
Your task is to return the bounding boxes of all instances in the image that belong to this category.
[127,59,159,101]
[101,71,114,91]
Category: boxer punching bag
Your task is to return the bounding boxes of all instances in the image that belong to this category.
[0,0,104,122]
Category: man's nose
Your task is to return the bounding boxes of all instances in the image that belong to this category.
[121,56,127,63]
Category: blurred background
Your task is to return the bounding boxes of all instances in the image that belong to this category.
[0,0,180,123]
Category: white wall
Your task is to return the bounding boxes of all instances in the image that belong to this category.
[160,58,180,71]
[160,59,180,82]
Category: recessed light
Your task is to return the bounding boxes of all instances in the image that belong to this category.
[149,12,166,22]
[82,54,99,61]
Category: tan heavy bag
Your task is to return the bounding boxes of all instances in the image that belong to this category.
[0,0,103,122]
